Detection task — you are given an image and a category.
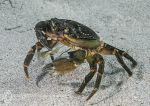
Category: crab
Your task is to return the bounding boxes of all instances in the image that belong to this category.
[23,18,137,101]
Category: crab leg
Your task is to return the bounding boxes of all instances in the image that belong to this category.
[114,49,132,76]
[86,54,104,101]
[99,43,137,76]
[100,43,137,67]
[122,52,137,67]
[75,53,104,101]
[23,42,43,79]
[75,53,98,94]
[75,69,96,94]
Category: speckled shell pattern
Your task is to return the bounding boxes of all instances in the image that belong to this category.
[50,18,100,40]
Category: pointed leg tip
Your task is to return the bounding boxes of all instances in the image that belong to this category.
[86,95,93,101]
[86,89,98,101]
[86,97,90,101]
[75,91,82,95]
[129,74,132,77]
[132,62,137,68]
[25,76,31,80]
[36,83,41,88]
[128,72,133,77]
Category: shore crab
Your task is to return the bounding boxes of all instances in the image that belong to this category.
[23,18,137,101]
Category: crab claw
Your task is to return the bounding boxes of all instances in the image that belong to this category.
[36,71,49,87]
[36,30,51,51]
[36,63,54,87]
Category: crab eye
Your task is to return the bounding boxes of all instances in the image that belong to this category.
[54,26,57,30]
[52,23,59,32]
[64,27,69,33]
[51,26,57,32]
[51,27,55,32]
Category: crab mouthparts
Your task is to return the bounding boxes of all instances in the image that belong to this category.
[47,37,58,41]
[46,32,64,41]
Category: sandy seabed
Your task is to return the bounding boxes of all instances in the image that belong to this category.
[0,0,150,106]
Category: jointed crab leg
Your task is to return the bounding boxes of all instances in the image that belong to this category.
[99,43,137,76]
[114,50,132,76]
[86,54,104,101]
[75,53,104,101]
[74,54,98,94]
[24,42,43,78]
[122,52,137,67]
[100,43,137,67]
[75,69,96,94]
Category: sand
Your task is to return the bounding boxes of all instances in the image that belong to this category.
[0,0,150,105]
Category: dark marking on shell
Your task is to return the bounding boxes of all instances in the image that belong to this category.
[49,18,100,40]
